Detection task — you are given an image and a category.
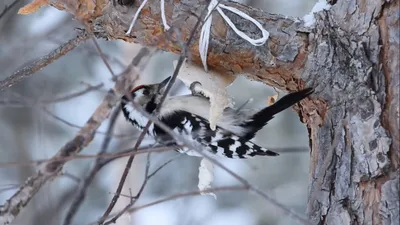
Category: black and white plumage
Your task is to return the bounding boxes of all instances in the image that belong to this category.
[121,76,314,159]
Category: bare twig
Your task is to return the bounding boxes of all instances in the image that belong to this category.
[99,120,150,223]
[69,42,125,69]
[90,37,116,78]
[147,154,183,180]
[40,83,104,103]
[61,172,82,183]
[0,0,21,20]
[42,108,136,138]
[114,47,155,92]
[0,146,177,169]
[62,106,120,225]
[104,153,183,224]
[0,30,89,91]
[0,184,19,194]
[104,153,152,225]
[43,108,102,130]
[132,186,248,212]
[0,88,118,224]
[91,185,249,224]
[0,83,104,107]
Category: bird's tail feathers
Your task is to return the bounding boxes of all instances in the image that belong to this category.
[242,88,314,139]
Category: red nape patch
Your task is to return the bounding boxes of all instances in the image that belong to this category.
[130,85,145,93]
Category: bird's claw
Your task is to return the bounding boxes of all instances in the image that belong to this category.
[189,81,204,97]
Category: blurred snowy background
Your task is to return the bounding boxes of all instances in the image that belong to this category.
[0,0,317,224]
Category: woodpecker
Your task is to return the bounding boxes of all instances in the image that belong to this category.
[121,76,313,159]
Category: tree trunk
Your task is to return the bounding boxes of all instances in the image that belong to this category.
[303,1,399,224]
[13,0,400,224]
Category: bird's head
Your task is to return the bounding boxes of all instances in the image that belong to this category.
[121,76,171,129]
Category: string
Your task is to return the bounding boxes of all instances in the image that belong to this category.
[199,0,269,71]
[126,0,170,35]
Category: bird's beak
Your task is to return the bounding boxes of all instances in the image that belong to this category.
[158,76,171,90]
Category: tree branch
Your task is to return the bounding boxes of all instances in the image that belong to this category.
[103,153,152,225]
[103,153,184,224]
[130,186,248,213]
[0,146,176,169]
[0,83,103,107]
[0,88,118,224]
[0,30,89,91]
[0,0,21,20]
[43,0,313,90]
[92,185,249,224]
[62,104,120,225]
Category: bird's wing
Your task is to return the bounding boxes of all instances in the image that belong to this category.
[155,111,278,159]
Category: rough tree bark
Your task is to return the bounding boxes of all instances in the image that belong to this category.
[7,0,400,224]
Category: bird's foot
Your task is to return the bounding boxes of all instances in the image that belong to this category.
[189,81,208,99]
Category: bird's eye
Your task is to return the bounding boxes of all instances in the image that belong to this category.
[142,89,150,95]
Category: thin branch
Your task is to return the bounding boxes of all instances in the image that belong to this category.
[62,106,120,225]
[0,145,177,168]
[90,37,116,78]
[91,185,249,224]
[114,47,154,92]
[100,109,121,155]
[61,172,82,183]
[0,87,119,224]
[104,153,152,225]
[147,154,183,180]
[0,83,104,107]
[42,108,136,138]
[132,186,248,212]
[0,184,19,194]
[70,42,126,69]
[98,119,150,223]
[104,153,183,224]
[42,83,104,103]
[0,0,21,20]
[0,30,89,91]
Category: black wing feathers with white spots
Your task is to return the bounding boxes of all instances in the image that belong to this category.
[154,111,278,159]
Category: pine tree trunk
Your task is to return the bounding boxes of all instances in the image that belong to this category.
[304,1,399,224]
[4,0,397,224]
